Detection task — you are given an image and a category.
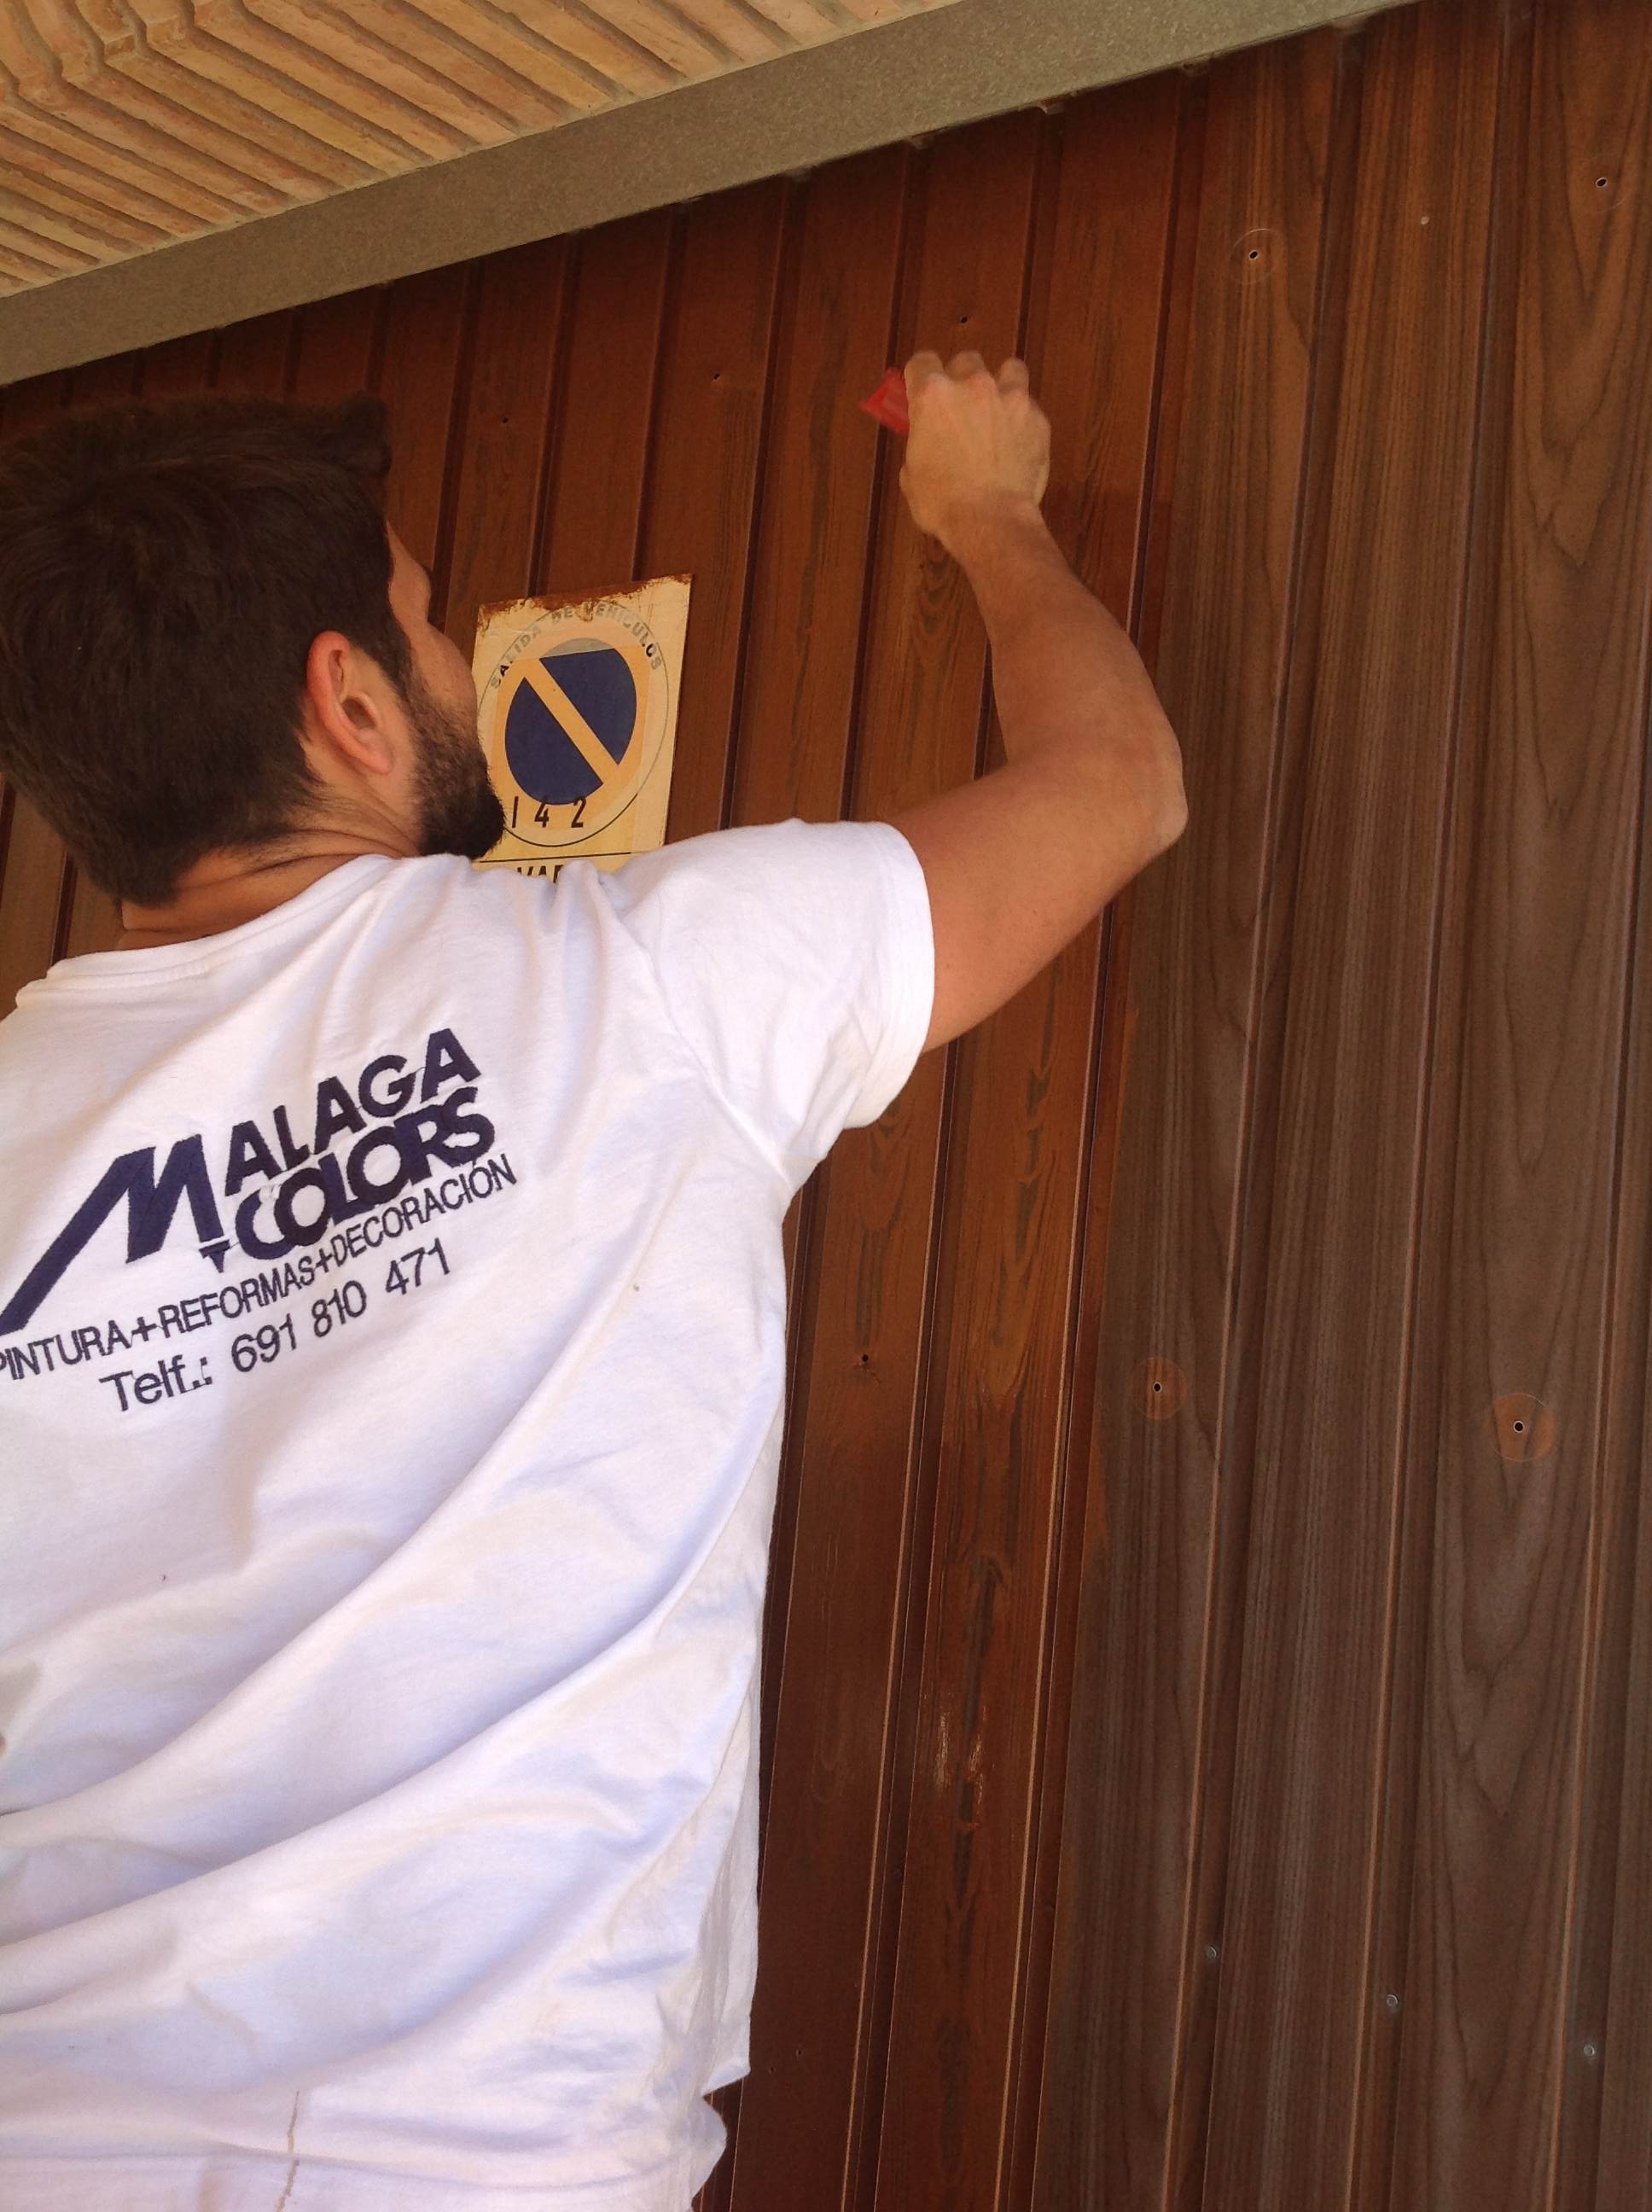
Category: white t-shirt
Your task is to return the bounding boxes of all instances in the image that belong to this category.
[0,820,934,2212]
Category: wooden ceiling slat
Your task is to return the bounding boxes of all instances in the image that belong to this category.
[0,0,950,299]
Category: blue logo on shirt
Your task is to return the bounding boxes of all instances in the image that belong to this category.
[0,1029,493,1336]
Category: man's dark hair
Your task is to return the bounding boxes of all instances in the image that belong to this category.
[0,392,414,906]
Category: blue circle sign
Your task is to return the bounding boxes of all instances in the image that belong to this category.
[503,641,637,805]
[478,591,674,862]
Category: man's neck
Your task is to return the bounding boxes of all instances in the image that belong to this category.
[117,838,406,951]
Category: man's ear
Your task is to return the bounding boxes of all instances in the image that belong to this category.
[302,629,397,777]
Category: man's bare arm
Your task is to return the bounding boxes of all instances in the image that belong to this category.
[887,351,1186,1052]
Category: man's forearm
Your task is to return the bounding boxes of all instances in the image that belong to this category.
[949,498,1186,841]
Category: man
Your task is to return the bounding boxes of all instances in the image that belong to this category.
[0,348,1184,2209]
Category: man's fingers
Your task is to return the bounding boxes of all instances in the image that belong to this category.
[905,349,1032,410]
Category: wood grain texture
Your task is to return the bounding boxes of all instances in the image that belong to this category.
[720,142,908,1839]
[1344,9,1532,2204]
[0,366,65,430]
[725,148,907,839]
[290,286,385,401]
[1563,737,1652,2212]
[1555,627,1652,2212]
[212,307,297,393]
[1380,1,1652,2203]
[736,137,910,1807]
[139,329,218,394]
[746,114,1044,2212]
[0,367,71,1006]
[1035,30,1338,2212]
[439,236,571,651]
[375,263,474,584]
[636,179,790,844]
[1186,9,1502,2209]
[63,349,140,405]
[720,137,909,2203]
[0,0,955,298]
[689,155,910,2212]
[535,207,675,597]
[809,108,1047,2212]
[1554,34,1652,2140]
[1001,69,1184,2212]
[872,84,1181,2212]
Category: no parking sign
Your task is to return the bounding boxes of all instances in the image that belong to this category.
[470,573,689,879]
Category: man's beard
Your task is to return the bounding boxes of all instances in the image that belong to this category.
[404,666,506,862]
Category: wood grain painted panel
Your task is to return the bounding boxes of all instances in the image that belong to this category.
[1036,32,1337,2211]
[689,173,890,2211]
[63,351,141,406]
[721,137,908,2200]
[710,147,906,1527]
[1554,38,1652,2165]
[876,84,1181,2212]
[439,238,570,649]
[1003,71,1184,2209]
[1555,626,1652,2210]
[0,370,71,1006]
[1344,15,1533,2201]
[1023,60,1217,2210]
[375,265,474,584]
[775,110,1046,2212]
[634,180,790,843]
[726,147,906,836]
[685,133,906,2176]
[721,140,909,1799]
[1190,10,1501,2209]
[1382,0,1652,2203]
[212,308,297,393]
[733,116,1046,2212]
[290,287,386,401]
[720,138,907,1830]
[535,207,675,596]
[139,330,219,395]
[1570,901,1652,2212]
[0,370,66,435]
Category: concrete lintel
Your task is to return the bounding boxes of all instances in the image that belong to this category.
[0,0,1402,385]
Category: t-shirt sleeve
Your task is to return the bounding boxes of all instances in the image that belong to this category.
[599,817,935,1184]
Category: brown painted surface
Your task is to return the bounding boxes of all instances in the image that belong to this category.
[3,4,1649,2207]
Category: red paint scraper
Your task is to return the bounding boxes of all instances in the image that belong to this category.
[858,366,910,436]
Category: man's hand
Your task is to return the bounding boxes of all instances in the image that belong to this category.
[899,350,1051,556]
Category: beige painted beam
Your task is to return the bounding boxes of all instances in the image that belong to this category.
[0,0,1404,383]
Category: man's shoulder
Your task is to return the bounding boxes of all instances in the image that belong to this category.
[373,852,551,922]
